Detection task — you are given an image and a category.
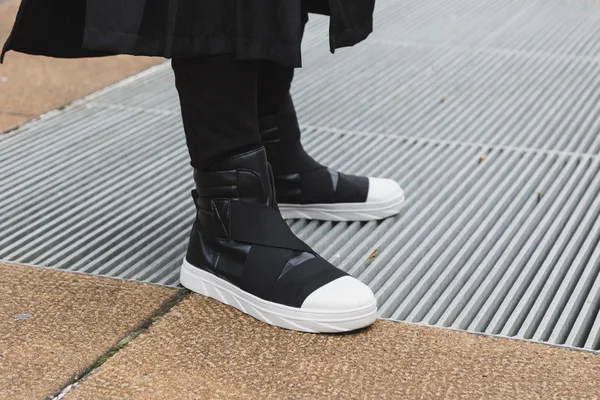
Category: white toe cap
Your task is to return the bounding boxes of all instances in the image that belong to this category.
[301,276,377,311]
[367,177,404,203]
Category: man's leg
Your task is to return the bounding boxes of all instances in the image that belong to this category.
[171,56,377,333]
[172,56,262,170]
[256,59,405,222]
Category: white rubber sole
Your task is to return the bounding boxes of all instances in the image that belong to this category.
[180,260,377,333]
[278,191,405,221]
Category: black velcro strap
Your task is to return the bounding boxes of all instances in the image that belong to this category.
[194,169,238,187]
[241,245,293,300]
[269,257,348,308]
[229,200,313,253]
[334,173,369,203]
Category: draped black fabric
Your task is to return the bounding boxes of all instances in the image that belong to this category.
[83,1,303,66]
[1,0,376,67]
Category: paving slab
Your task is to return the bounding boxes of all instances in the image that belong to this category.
[0,263,179,400]
[0,0,163,132]
[69,295,600,400]
[0,113,25,132]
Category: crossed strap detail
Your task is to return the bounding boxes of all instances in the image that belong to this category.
[214,199,347,308]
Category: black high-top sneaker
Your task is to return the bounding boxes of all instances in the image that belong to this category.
[179,146,377,333]
[260,95,405,222]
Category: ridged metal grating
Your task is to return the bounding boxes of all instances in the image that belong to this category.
[2,0,600,351]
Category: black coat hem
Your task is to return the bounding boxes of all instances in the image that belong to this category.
[1,0,374,67]
[83,26,302,67]
[2,22,371,66]
[329,20,373,54]
[1,34,108,63]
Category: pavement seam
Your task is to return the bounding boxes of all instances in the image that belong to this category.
[381,317,600,356]
[71,61,171,105]
[371,38,600,66]
[0,111,36,118]
[49,289,190,400]
[81,101,600,160]
[300,124,600,159]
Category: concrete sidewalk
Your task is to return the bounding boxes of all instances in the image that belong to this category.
[0,263,179,399]
[67,295,600,400]
[2,263,600,399]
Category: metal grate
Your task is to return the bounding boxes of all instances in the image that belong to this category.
[2,0,600,350]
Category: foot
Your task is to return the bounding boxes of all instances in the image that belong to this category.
[180,146,377,333]
[260,112,404,222]
[274,167,405,222]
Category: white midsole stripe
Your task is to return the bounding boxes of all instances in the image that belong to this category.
[180,260,377,323]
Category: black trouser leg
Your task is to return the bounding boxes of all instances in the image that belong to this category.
[172,56,261,170]
[257,60,295,120]
[256,10,306,138]
[257,59,323,175]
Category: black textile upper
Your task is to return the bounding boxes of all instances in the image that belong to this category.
[260,93,370,205]
[186,146,348,308]
[1,0,376,67]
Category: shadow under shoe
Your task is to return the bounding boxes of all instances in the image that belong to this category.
[180,146,377,333]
